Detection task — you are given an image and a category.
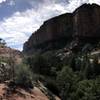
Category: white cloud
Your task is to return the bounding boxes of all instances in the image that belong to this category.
[65,0,89,12]
[0,2,70,51]
[45,4,67,13]
[8,0,15,6]
[89,0,100,4]
[0,0,6,3]
[0,10,41,51]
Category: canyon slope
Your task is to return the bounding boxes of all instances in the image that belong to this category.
[23,3,100,54]
[0,46,23,64]
[0,46,60,100]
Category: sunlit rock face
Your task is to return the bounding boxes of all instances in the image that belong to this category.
[23,3,100,54]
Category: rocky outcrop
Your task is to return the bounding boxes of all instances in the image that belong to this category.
[23,3,100,54]
[0,82,60,100]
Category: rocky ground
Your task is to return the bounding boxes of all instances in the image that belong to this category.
[0,81,60,100]
[0,45,61,100]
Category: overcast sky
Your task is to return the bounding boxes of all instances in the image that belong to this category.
[0,0,100,51]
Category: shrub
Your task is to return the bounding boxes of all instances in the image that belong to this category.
[73,79,100,100]
[15,64,33,89]
[57,66,79,99]
[25,52,62,78]
[26,54,50,75]
[44,78,59,96]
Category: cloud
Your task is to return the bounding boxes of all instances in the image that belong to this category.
[7,0,15,6]
[65,0,87,12]
[0,0,6,3]
[0,0,70,19]
[89,0,100,4]
[0,10,40,51]
[0,0,40,20]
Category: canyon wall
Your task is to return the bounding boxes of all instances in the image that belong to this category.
[73,4,100,40]
[24,13,73,53]
[23,3,100,54]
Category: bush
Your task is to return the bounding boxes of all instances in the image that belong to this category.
[15,64,33,89]
[44,78,59,96]
[73,79,100,100]
[25,52,62,78]
[57,66,79,99]
[26,54,50,75]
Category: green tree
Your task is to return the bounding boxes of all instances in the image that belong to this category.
[74,79,100,100]
[15,64,33,88]
[57,66,79,100]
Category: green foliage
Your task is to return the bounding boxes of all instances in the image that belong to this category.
[42,51,62,71]
[74,79,100,100]
[0,57,13,82]
[28,54,51,75]
[23,49,100,99]
[44,78,59,96]
[25,52,62,77]
[56,65,100,100]
[15,64,33,88]
[66,52,100,79]
[57,66,80,99]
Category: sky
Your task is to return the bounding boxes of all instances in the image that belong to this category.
[0,0,100,51]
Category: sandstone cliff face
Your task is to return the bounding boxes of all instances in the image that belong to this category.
[23,3,100,54]
[73,4,100,39]
[24,13,73,53]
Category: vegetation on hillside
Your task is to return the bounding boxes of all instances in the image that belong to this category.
[23,42,100,100]
[0,39,34,89]
[0,38,100,100]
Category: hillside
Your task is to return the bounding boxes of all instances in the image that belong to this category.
[0,43,61,100]
[0,81,60,100]
[0,46,23,64]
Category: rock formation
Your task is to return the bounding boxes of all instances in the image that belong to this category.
[24,13,73,53]
[0,82,60,100]
[73,4,100,40]
[23,3,100,54]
